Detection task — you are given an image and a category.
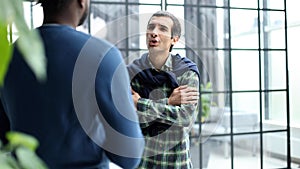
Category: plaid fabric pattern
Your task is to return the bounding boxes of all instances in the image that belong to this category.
[134,69,199,169]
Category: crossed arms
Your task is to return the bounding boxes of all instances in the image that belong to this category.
[131,70,199,127]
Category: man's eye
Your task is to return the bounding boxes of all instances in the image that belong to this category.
[147,25,155,30]
[160,27,168,32]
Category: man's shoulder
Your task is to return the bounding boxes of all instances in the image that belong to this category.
[126,53,149,75]
[87,35,116,50]
[171,53,200,78]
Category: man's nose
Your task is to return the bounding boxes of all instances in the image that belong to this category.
[150,32,158,38]
[150,27,159,37]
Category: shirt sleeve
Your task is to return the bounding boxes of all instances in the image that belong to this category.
[136,70,199,127]
[94,46,145,169]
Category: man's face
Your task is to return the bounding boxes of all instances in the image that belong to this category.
[146,16,177,53]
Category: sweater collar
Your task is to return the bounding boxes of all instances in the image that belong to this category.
[146,53,172,72]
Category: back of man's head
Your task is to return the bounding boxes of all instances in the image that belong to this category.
[38,0,73,13]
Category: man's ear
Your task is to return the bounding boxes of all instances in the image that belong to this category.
[77,0,85,8]
[171,36,179,45]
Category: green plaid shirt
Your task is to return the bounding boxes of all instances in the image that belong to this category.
[132,55,199,169]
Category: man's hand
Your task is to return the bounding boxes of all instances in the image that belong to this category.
[131,89,141,109]
[168,85,199,105]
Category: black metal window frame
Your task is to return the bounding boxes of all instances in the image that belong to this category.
[26,0,291,168]
[87,1,291,169]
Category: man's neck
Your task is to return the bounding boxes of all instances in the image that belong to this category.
[43,8,78,28]
[148,51,170,70]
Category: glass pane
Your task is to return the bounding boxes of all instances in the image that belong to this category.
[23,2,43,28]
[167,0,184,5]
[208,50,228,93]
[263,132,288,168]
[190,140,216,169]
[291,127,300,168]
[200,93,227,122]
[233,134,261,169]
[23,2,33,28]
[231,51,260,91]
[128,6,141,49]
[230,0,258,8]
[184,0,224,6]
[136,5,162,15]
[231,9,259,49]
[216,8,230,50]
[289,25,300,127]
[232,93,260,129]
[232,109,259,133]
[190,136,232,169]
[263,91,287,131]
[30,3,43,28]
[287,1,298,25]
[129,0,161,3]
[184,0,198,5]
[166,6,184,21]
[89,4,154,50]
[260,0,284,10]
[261,51,287,90]
[260,11,285,49]
[185,48,226,94]
[89,4,128,48]
[184,7,228,49]
[225,93,261,133]
[269,92,287,122]
[203,136,231,169]
[221,50,231,92]
[199,93,229,128]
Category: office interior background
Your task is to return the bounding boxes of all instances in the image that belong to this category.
[17,0,299,168]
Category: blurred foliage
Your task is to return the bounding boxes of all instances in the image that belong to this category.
[0,131,48,169]
[0,0,47,167]
[0,0,46,87]
[201,82,217,120]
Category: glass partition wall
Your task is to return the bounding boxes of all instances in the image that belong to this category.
[23,0,294,168]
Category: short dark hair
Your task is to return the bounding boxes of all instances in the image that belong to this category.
[37,0,72,12]
[149,11,181,38]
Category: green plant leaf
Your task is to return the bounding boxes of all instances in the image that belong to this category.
[12,0,47,82]
[0,1,14,23]
[16,147,48,169]
[17,31,47,82]
[0,153,20,169]
[0,24,12,87]
[6,132,39,151]
[0,0,47,84]
[205,82,212,89]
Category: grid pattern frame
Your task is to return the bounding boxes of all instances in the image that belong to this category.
[25,0,291,168]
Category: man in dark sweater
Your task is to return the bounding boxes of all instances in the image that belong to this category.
[127,11,200,169]
[0,0,144,168]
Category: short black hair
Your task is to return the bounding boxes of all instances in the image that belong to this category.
[37,0,72,12]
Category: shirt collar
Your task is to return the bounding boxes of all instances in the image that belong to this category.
[147,53,173,72]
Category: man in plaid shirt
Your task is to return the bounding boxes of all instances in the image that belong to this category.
[127,11,200,169]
